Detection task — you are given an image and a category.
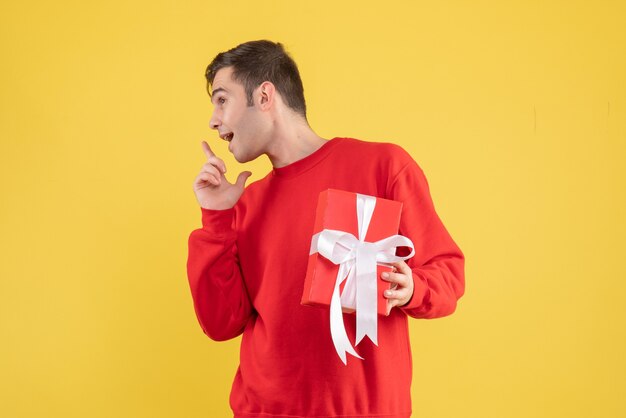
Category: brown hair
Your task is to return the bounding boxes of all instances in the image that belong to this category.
[205,40,307,119]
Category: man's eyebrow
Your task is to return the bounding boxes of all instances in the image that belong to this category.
[210,87,228,102]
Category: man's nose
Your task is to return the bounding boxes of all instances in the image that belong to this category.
[209,112,220,130]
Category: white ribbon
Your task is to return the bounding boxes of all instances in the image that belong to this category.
[309,193,415,365]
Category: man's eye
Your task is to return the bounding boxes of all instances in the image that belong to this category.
[218,97,226,104]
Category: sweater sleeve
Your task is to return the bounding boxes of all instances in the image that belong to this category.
[387,159,466,319]
[186,206,255,341]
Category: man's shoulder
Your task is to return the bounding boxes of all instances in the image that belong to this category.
[337,137,415,164]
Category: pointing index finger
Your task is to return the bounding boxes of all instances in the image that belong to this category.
[201,140,216,159]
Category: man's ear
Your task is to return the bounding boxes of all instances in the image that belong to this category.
[257,81,275,110]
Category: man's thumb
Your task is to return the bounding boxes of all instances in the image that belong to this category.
[235,171,252,188]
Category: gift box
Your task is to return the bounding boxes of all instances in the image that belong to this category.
[301,189,415,364]
[301,189,406,316]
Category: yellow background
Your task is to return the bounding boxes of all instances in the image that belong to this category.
[1,0,625,417]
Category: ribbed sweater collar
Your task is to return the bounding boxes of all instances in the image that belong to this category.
[270,137,344,179]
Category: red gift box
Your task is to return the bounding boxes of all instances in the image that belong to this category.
[301,189,405,316]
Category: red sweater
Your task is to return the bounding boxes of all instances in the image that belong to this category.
[187,137,465,417]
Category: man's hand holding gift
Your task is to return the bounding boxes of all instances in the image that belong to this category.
[382,260,414,309]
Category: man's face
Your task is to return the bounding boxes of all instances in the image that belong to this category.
[208,66,270,163]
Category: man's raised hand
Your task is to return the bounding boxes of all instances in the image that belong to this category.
[193,141,252,210]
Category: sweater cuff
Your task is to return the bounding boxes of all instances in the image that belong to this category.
[200,206,236,236]
[400,271,428,312]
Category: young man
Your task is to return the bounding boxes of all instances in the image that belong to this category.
[187,40,465,418]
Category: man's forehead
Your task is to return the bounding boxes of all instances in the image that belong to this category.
[211,67,236,94]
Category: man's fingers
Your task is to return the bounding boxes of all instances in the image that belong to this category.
[201,140,216,159]
[201,163,223,181]
[382,262,414,308]
[207,155,227,174]
[390,260,412,276]
[381,271,408,287]
[384,287,408,301]
[204,173,220,186]
[201,141,227,173]
[196,172,220,186]
[235,171,252,188]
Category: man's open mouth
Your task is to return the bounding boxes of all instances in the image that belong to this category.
[221,132,234,142]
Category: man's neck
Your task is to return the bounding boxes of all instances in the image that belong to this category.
[265,118,328,168]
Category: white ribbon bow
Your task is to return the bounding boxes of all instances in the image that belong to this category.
[309,193,415,365]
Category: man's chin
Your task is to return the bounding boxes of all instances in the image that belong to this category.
[233,151,261,164]
[233,153,252,164]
